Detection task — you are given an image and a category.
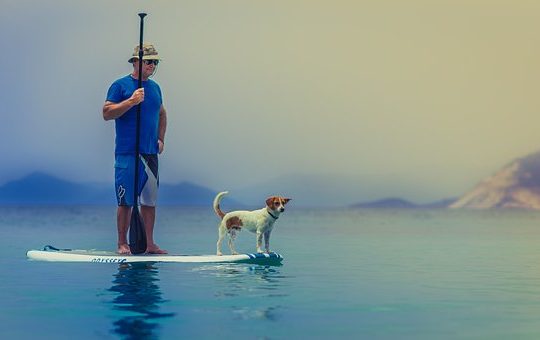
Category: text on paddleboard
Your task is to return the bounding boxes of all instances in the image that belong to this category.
[91,258,127,263]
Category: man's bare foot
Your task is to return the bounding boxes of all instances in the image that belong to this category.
[117,244,131,255]
[145,244,168,254]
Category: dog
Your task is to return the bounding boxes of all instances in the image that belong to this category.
[213,191,291,256]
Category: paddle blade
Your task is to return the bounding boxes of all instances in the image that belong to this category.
[129,207,147,254]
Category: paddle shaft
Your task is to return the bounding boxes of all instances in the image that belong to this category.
[129,13,148,254]
[133,12,146,206]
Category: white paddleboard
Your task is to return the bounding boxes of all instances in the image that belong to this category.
[26,246,283,264]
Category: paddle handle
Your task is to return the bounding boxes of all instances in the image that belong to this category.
[137,13,146,89]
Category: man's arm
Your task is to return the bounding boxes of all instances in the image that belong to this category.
[158,105,167,154]
[102,88,144,121]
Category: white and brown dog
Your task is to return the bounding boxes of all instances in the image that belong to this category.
[213,191,291,256]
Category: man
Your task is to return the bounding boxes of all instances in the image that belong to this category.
[103,43,168,254]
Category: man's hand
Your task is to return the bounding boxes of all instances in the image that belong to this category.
[158,139,164,154]
[103,87,148,121]
[129,88,145,105]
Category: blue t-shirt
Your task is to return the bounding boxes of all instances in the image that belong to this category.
[106,75,163,155]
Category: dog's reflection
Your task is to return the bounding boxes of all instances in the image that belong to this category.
[109,262,174,339]
[193,264,289,321]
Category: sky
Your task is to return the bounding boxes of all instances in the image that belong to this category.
[2,0,540,206]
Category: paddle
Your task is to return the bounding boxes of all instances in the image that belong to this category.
[129,13,148,254]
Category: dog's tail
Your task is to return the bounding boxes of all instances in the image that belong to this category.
[213,191,229,219]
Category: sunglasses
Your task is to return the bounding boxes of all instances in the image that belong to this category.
[142,59,159,65]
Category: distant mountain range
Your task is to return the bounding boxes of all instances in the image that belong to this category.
[0,172,111,205]
[350,197,456,209]
[0,172,222,206]
[351,198,417,209]
[353,151,540,210]
[1,172,447,208]
[5,150,540,209]
[450,151,540,209]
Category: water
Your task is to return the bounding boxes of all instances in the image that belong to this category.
[1,207,540,339]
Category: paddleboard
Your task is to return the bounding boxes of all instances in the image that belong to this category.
[26,246,283,265]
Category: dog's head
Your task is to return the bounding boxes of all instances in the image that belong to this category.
[266,196,292,213]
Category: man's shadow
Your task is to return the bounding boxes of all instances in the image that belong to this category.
[108,262,175,339]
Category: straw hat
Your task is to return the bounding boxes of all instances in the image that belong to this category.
[128,43,161,63]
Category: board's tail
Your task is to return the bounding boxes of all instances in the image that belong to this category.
[213,191,229,219]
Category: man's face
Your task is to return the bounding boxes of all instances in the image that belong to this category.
[133,59,158,78]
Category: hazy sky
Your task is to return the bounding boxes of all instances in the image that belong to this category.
[2,0,540,204]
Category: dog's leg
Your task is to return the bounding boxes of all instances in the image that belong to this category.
[228,229,239,255]
[256,230,264,253]
[216,223,226,256]
[264,231,272,253]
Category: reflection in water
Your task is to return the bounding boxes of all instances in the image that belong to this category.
[193,264,289,322]
[109,263,175,339]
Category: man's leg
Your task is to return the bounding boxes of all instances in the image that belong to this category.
[115,154,133,254]
[117,206,131,254]
[141,205,167,254]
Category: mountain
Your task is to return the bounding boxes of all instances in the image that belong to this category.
[450,151,540,209]
[350,197,456,209]
[0,172,224,206]
[351,198,418,209]
[0,172,112,205]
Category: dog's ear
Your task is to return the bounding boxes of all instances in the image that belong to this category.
[266,196,276,208]
[283,198,292,204]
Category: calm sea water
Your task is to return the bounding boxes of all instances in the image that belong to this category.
[1,206,540,339]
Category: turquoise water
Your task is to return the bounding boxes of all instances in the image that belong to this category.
[2,207,540,339]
